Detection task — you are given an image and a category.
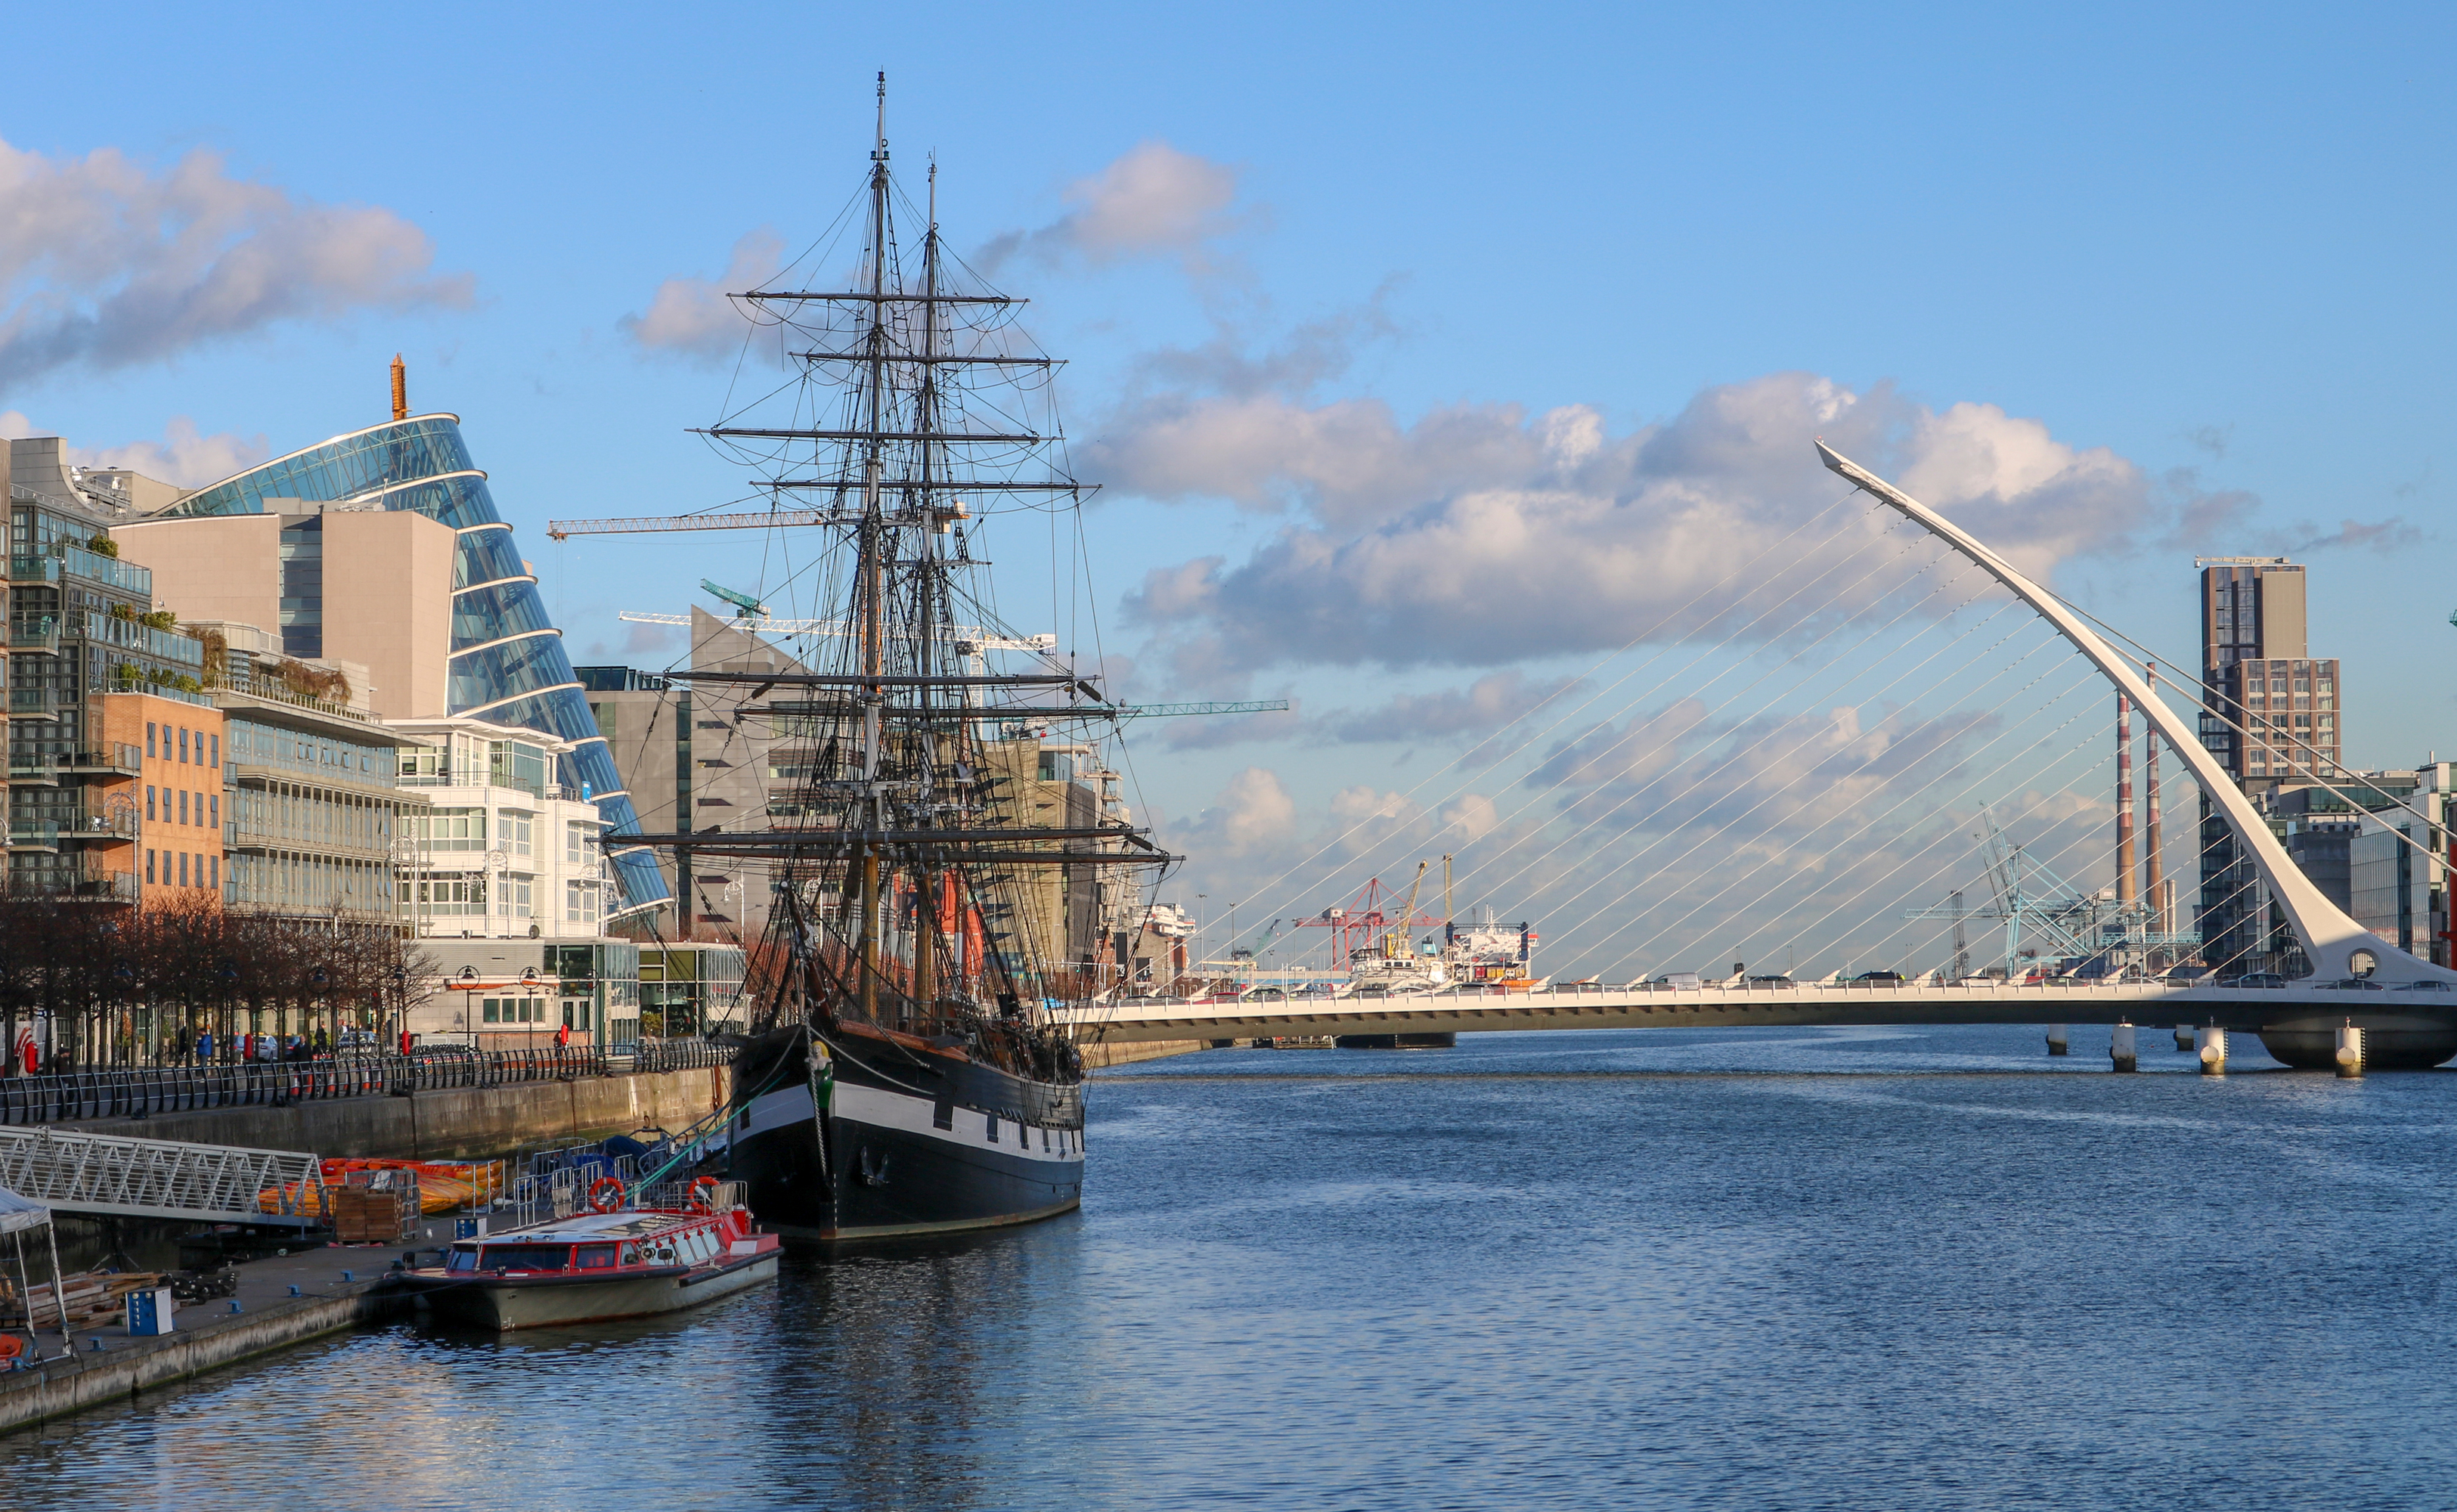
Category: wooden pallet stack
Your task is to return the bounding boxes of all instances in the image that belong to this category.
[0,1271,171,1330]
[331,1168,420,1244]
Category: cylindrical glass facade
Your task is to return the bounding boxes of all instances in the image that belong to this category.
[166,415,671,916]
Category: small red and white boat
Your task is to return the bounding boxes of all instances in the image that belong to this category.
[395,1178,782,1330]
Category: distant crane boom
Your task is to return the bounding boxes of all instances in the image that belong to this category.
[548,510,833,541]
[618,611,1055,652]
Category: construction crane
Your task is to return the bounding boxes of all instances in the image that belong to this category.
[701,580,766,618]
[546,480,1103,541]
[1290,875,1445,969]
[548,509,833,541]
[1114,700,1290,721]
[1905,810,2194,978]
[618,609,1055,653]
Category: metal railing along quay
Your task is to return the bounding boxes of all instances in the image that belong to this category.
[0,1041,737,1126]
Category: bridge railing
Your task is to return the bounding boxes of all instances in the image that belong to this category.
[0,1043,737,1127]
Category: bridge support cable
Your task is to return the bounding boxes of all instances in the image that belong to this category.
[1456,593,2043,935]
[2047,605,2452,875]
[1210,493,1888,942]
[1232,507,1978,956]
[1427,544,2006,909]
[1585,660,2117,981]
[1816,443,2450,986]
[1578,652,2110,978]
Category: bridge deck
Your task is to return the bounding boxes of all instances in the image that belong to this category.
[1059,982,2457,1044]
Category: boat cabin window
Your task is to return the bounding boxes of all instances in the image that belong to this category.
[447,1245,479,1272]
[575,1244,617,1269]
[618,1242,643,1265]
[481,1244,572,1272]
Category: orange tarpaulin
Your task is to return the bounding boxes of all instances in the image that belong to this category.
[257,1157,507,1218]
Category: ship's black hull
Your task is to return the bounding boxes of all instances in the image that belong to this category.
[727,1024,1084,1246]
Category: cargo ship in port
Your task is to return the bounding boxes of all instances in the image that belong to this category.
[620,79,1170,1244]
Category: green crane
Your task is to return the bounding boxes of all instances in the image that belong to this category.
[702,580,767,618]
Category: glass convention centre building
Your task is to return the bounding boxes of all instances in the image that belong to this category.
[163,415,670,916]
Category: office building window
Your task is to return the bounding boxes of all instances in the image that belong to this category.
[209,857,218,890]
[146,723,156,759]
[210,795,219,829]
[146,786,156,821]
[178,853,189,888]
[145,850,155,885]
[178,791,187,826]
[178,728,188,764]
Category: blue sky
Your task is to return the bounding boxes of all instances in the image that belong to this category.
[7,2,2450,971]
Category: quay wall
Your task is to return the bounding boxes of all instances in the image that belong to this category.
[69,1066,730,1159]
[0,1282,395,1436]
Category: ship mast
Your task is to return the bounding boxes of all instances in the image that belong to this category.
[627,78,1174,1047]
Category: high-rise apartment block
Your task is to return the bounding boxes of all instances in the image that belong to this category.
[2197,557,2341,782]
[2195,556,2350,976]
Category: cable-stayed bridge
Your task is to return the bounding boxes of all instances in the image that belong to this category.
[1098,444,2457,1071]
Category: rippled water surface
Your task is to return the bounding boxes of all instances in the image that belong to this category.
[10,1024,2457,1510]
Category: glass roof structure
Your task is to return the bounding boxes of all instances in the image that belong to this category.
[166,415,670,917]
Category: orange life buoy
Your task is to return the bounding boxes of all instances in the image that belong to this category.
[587,1176,626,1213]
[0,1333,23,1360]
[686,1176,720,1215]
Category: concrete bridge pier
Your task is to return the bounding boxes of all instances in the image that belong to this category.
[2046,1024,2068,1056]
[2336,1024,2366,1079]
[2109,1022,2138,1073]
[2196,1025,2228,1074]
[2174,1024,2194,1052]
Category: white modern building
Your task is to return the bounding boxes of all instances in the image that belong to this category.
[389,714,612,940]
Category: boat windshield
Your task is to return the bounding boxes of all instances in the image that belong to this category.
[446,1245,479,1272]
[480,1244,573,1272]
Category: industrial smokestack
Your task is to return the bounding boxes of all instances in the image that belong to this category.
[2143,660,2163,916]
[2116,692,2137,904]
[391,353,407,421]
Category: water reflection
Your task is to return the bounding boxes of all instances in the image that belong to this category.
[9,1026,2457,1510]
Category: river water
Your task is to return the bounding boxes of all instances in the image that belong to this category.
[8,1023,2457,1510]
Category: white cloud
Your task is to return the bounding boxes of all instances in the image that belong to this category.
[621,228,783,363]
[1110,371,2204,676]
[978,142,1248,274]
[0,138,472,387]
[0,411,268,488]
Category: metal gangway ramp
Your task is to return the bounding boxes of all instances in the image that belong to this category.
[0,1126,326,1228]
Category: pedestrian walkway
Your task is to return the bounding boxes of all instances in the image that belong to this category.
[0,1126,324,1228]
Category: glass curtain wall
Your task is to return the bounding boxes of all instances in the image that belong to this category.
[165,417,669,915]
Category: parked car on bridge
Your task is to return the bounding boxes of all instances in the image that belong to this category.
[2397,980,2453,992]
[2224,973,2290,989]
[1746,974,1798,988]
[2319,978,2387,991]
[1644,972,1703,990]
[1851,971,1908,985]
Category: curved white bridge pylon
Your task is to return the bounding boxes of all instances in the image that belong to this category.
[1059,441,2457,1071]
[1815,442,2452,990]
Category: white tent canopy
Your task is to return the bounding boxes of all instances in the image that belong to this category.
[0,1185,51,1237]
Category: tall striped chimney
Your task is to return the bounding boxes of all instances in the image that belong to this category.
[2143,660,2162,920]
[2117,692,2137,904]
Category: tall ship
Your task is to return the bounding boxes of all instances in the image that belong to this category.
[626,81,1169,1244]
